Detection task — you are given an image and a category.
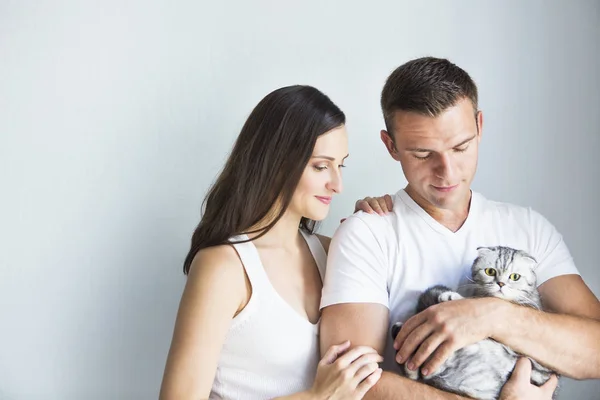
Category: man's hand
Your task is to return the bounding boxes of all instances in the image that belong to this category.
[394,297,501,376]
[500,358,558,400]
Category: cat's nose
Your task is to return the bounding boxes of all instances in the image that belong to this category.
[497,282,505,288]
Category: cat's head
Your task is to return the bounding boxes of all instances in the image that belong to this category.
[471,246,539,305]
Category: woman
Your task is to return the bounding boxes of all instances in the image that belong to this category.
[160,85,389,399]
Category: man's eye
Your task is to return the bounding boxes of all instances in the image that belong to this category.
[413,153,431,160]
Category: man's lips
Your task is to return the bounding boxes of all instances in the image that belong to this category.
[432,184,459,193]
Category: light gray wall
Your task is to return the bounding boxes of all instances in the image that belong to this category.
[1,1,598,399]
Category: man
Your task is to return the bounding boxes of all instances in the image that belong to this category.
[320,57,600,399]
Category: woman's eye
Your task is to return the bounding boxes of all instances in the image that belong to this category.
[313,165,327,171]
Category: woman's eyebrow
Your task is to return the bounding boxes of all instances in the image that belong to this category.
[311,154,349,160]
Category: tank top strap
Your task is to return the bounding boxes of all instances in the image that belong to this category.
[228,235,270,291]
[299,230,327,281]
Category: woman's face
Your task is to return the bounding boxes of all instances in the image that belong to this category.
[289,125,349,221]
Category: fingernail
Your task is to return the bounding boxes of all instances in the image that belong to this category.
[422,368,428,376]
[407,362,415,370]
[393,342,399,350]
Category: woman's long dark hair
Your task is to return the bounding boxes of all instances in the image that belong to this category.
[183,85,345,274]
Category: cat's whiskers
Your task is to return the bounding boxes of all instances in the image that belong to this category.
[457,283,479,290]
[400,246,555,398]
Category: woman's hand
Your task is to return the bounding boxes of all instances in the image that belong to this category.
[354,194,393,216]
[310,341,383,400]
[341,194,393,223]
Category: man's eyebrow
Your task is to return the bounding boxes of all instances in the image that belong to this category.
[405,146,433,152]
[311,154,350,161]
[453,135,477,148]
[406,135,476,152]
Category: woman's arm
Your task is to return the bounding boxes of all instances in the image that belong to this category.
[159,245,248,400]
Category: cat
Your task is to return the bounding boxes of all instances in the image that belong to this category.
[390,246,558,400]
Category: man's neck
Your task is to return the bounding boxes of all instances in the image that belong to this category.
[405,186,472,233]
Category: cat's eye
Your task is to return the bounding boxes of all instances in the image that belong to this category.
[509,273,521,281]
[484,268,497,276]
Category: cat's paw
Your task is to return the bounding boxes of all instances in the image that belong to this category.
[438,291,463,302]
[391,322,403,340]
[404,365,419,380]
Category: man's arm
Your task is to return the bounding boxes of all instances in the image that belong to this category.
[394,209,600,381]
[491,274,600,379]
[393,275,600,381]
[320,303,468,400]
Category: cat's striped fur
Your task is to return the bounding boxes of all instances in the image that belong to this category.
[391,246,558,400]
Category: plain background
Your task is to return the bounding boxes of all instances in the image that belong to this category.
[1,1,599,399]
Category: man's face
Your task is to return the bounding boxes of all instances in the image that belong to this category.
[381,98,483,212]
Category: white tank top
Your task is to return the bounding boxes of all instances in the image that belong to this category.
[209,230,327,400]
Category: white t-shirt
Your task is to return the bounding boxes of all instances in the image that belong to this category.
[321,189,579,372]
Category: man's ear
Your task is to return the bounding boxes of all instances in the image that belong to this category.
[381,130,401,161]
[476,110,483,142]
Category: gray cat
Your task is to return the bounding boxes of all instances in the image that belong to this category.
[391,246,558,400]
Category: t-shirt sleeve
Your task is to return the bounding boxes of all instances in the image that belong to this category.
[529,208,580,286]
[320,214,390,309]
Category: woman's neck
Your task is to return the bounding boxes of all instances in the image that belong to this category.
[247,209,303,251]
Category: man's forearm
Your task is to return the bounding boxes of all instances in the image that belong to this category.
[365,372,468,400]
[494,301,600,379]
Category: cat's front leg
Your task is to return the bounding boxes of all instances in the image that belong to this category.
[529,358,558,388]
[404,365,420,380]
[438,291,464,302]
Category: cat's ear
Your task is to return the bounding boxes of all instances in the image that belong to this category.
[516,250,537,266]
[476,246,494,257]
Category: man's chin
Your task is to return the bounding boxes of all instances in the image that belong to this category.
[427,188,470,209]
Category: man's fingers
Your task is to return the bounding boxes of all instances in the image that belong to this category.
[511,357,533,384]
[393,312,427,351]
[397,323,434,365]
[320,340,350,365]
[421,340,456,376]
[541,374,559,395]
[407,332,445,371]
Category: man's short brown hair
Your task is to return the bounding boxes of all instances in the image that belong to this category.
[381,57,479,135]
